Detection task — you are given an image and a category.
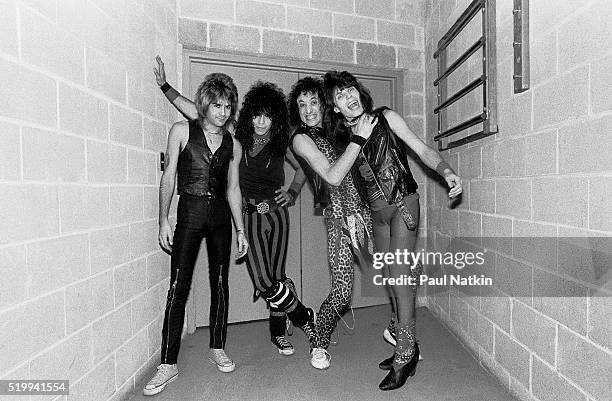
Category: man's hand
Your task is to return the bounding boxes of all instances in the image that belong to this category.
[274,189,294,207]
[235,231,248,259]
[154,55,167,87]
[158,220,173,253]
[354,113,378,140]
[445,173,462,198]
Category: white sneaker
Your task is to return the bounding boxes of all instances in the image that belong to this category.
[209,348,236,372]
[143,364,178,396]
[310,347,331,369]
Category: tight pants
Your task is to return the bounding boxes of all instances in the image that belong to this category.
[161,194,232,364]
[316,217,361,349]
[243,206,292,337]
[371,193,420,328]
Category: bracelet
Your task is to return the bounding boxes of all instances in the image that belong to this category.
[435,160,455,176]
[287,188,298,200]
[350,135,367,147]
[160,82,172,93]
[160,83,180,102]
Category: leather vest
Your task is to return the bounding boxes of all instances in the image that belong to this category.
[177,120,233,198]
[360,107,418,204]
[290,125,329,215]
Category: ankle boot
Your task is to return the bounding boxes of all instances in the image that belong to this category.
[378,354,394,370]
[379,343,420,391]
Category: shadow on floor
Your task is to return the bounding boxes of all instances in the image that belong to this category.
[131,305,518,401]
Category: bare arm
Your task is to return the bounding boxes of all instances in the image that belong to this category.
[274,149,307,206]
[292,114,377,186]
[226,137,249,258]
[384,109,462,198]
[154,56,199,120]
[158,121,188,252]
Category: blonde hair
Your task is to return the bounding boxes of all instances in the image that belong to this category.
[194,73,238,129]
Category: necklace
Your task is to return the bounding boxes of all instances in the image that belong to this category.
[253,136,270,147]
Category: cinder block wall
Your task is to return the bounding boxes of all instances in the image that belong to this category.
[177,0,427,194]
[0,0,179,400]
[424,1,612,401]
[0,0,426,400]
[177,0,429,290]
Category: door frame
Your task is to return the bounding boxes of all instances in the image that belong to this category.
[181,48,405,329]
[182,48,404,112]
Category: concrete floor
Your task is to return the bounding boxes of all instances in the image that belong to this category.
[131,305,518,401]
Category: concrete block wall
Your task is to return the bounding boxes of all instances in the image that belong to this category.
[177,0,427,197]
[177,0,429,263]
[0,0,179,400]
[424,1,612,401]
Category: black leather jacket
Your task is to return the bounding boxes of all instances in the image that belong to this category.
[290,125,329,216]
[360,107,418,204]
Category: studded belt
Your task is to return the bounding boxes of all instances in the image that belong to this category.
[243,199,280,214]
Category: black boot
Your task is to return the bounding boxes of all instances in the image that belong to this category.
[294,307,317,348]
[378,354,394,370]
[378,343,420,391]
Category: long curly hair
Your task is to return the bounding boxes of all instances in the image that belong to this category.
[287,76,326,128]
[235,81,290,157]
[322,70,374,150]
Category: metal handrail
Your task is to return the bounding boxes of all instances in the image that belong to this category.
[434,113,486,141]
[443,130,490,150]
[434,37,485,86]
[434,0,483,58]
[434,76,485,114]
[434,0,498,150]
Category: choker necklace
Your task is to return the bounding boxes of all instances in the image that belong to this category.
[253,135,270,147]
[343,112,364,127]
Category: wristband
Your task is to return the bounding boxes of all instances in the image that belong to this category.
[287,188,298,200]
[350,135,367,147]
[160,83,180,102]
[435,160,455,176]
[160,82,172,93]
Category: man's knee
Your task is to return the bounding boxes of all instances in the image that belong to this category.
[262,281,296,310]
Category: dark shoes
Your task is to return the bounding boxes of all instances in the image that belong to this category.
[298,308,318,348]
[378,354,394,370]
[271,336,295,355]
[378,343,420,391]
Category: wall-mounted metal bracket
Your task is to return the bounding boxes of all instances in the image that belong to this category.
[433,0,498,151]
[513,0,529,93]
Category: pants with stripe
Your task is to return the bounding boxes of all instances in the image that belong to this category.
[161,194,232,365]
[243,206,294,337]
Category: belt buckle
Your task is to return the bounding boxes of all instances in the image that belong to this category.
[256,201,270,214]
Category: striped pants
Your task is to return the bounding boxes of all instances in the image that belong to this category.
[243,206,292,337]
